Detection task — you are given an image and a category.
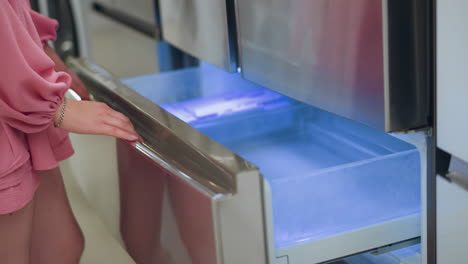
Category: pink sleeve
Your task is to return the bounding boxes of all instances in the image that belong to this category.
[29,9,59,43]
[0,4,71,134]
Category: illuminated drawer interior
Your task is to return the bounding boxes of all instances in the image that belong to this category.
[123,63,421,250]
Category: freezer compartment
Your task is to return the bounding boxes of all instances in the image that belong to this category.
[156,89,421,250]
[72,59,421,263]
[123,63,421,259]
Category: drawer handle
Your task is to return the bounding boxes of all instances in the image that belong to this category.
[446,171,468,191]
[134,142,222,197]
[445,157,468,191]
[66,74,221,197]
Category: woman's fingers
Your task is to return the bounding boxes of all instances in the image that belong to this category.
[59,100,142,142]
[101,115,140,141]
[101,125,139,141]
[102,115,136,136]
[104,107,138,133]
[109,110,131,123]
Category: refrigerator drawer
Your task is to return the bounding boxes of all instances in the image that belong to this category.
[159,0,238,71]
[118,140,266,264]
[70,59,421,264]
[235,0,431,132]
[200,106,420,244]
[150,80,421,264]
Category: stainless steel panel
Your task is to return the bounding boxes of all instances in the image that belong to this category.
[236,0,430,132]
[159,0,237,71]
[119,140,219,264]
[437,0,468,164]
[119,141,267,264]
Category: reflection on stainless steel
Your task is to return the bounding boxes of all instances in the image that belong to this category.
[119,140,218,264]
[236,0,430,132]
[159,0,237,71]
[119,140,267,264]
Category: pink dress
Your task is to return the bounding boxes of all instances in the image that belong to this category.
[0,0,74,214]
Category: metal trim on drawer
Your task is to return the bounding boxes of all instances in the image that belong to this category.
[135,142,221,197]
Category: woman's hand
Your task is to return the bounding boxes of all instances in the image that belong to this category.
[55,100,141,142]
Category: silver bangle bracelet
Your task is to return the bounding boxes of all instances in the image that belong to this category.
[54,97,67,128]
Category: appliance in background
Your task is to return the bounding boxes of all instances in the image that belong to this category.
[85,0,160,77]
[436,0,468,263]
[34,0,197,77]
[32,0,90,58]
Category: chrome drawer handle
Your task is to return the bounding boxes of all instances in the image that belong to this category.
[133,142,221,197]
[66,78,219,197]
[446,171,468,191]
[445,157,468,191]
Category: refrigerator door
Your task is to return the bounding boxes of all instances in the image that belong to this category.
[118,141,266,264]
[436,1,468,263]
[159,0,237,71]
[235,0,430,132]
[437,0,468,165]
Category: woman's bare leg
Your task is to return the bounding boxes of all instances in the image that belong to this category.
[30,168,84,264]
[0,201,34,264]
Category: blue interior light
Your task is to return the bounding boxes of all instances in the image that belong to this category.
[123,63,421,250]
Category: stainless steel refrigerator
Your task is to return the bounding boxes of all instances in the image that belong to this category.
[33,0,467,263]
